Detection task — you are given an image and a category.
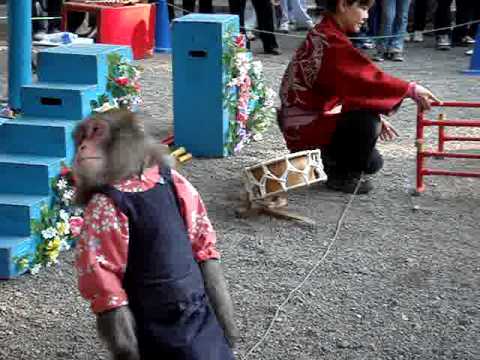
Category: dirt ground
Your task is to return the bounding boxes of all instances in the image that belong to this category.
[0,32,479,360]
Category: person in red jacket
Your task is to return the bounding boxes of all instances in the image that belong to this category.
[278,0,439,194]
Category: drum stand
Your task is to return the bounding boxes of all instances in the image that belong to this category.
[235,193,316,226]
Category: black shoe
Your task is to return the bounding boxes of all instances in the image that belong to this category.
[264,47,282,55]
[326,175,373,194]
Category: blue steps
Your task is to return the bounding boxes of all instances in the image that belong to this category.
[0,194,48,236]
[0,43,133,278]
[0,153,64,195]
[0,118,77,159]
[38,44,133,93]
[0,235,41,280]
[22,83,99,120]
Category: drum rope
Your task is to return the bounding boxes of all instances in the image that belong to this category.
[242,173,363,359]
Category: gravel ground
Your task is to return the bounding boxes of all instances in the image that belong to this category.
[1,32,479,360]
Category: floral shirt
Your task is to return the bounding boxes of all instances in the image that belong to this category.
[75,166,219,314]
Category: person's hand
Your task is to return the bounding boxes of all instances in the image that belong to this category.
[413,84,441,112]
[379,119,399,141]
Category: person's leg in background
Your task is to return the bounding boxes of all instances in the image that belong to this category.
[229,0,247,33]
[199,0,213,13]
[453,0,477,46]
[46,0,62,33]
[468,1,480,39]
[434,0,453,49]
[278,0,291,32]
[389,0,411,61]
[250,0,280,54]
[374,0,395,61]
[289,0,313,30]
[323,111,383,194]
[182,0,196,14]
[32,0,48,40]
[413,0,427,41]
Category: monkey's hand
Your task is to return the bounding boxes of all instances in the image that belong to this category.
[96,305,140,360]
[200,259,239,348]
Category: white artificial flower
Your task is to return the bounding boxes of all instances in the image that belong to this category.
[30,264,42,275]
[63,190,74,202]
[59,209,69,222]
[56,178,68,190]
[60,240,71,251]
[41,227,57,240]
[252,61,263,77]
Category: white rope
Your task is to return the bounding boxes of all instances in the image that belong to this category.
[242,174,363,359]
[0,16,62,21]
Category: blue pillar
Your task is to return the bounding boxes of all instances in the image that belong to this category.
[8,0,32,110]
[155,0,172,53]
[172,14,239,157]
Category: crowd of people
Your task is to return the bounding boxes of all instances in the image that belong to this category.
[31,0,479,57]
[354,0,479,61]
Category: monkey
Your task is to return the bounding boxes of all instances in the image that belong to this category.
[73,109,238,360]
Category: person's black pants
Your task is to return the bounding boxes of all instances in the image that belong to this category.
[322,111,383,176]
[47,0,62,31]
[228,0,278,51]
[453,0,480,42]
[413,0,428,31]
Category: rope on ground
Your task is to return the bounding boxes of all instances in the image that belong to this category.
[241,174,363,359]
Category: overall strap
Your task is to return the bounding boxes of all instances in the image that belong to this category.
[95,184,135,218]
[159,165,182,212]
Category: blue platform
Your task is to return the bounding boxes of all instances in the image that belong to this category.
[0,43,133,279]
[172,14,240,157]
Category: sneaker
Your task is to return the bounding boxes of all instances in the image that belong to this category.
[246,31,256,41]
[326,175,373,194]
[436,35,451,50]
[466,49,474,56]
[462,35,476,45]
[278,22,289,33]
[295,20,314,31]
[391,52,405,62]
[404,33,412,42]
[33,31,47,41]
[372,50,385,62]
[413,31,424,42]
[362,40,376,49]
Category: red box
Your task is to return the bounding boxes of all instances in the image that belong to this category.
[62,3,156,60]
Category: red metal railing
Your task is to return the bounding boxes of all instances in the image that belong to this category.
[416,101,480,194]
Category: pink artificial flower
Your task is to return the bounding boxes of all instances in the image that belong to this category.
[60,166,71,177]
[69,216,84,238]
[235,34,246,48]
[114,77,129,86]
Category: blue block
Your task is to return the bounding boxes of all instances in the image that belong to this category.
[464,27,480,75]
[0,235,40,279]
[0,194,47,236]
[37,44,133,92]
[21,83,98,120]
[0,154,63,195]
[0,117,77,160]
[172,14,240,157]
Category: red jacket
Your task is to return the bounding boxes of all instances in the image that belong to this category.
[279,14,410,151]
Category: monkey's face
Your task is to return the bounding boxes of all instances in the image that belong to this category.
[73,118,110,188]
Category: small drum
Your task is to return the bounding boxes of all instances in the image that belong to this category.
[243,150,327,201]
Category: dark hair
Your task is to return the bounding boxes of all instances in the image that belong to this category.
[325,0,375,12]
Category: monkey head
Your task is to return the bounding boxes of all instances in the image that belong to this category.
[73,109,169,205]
